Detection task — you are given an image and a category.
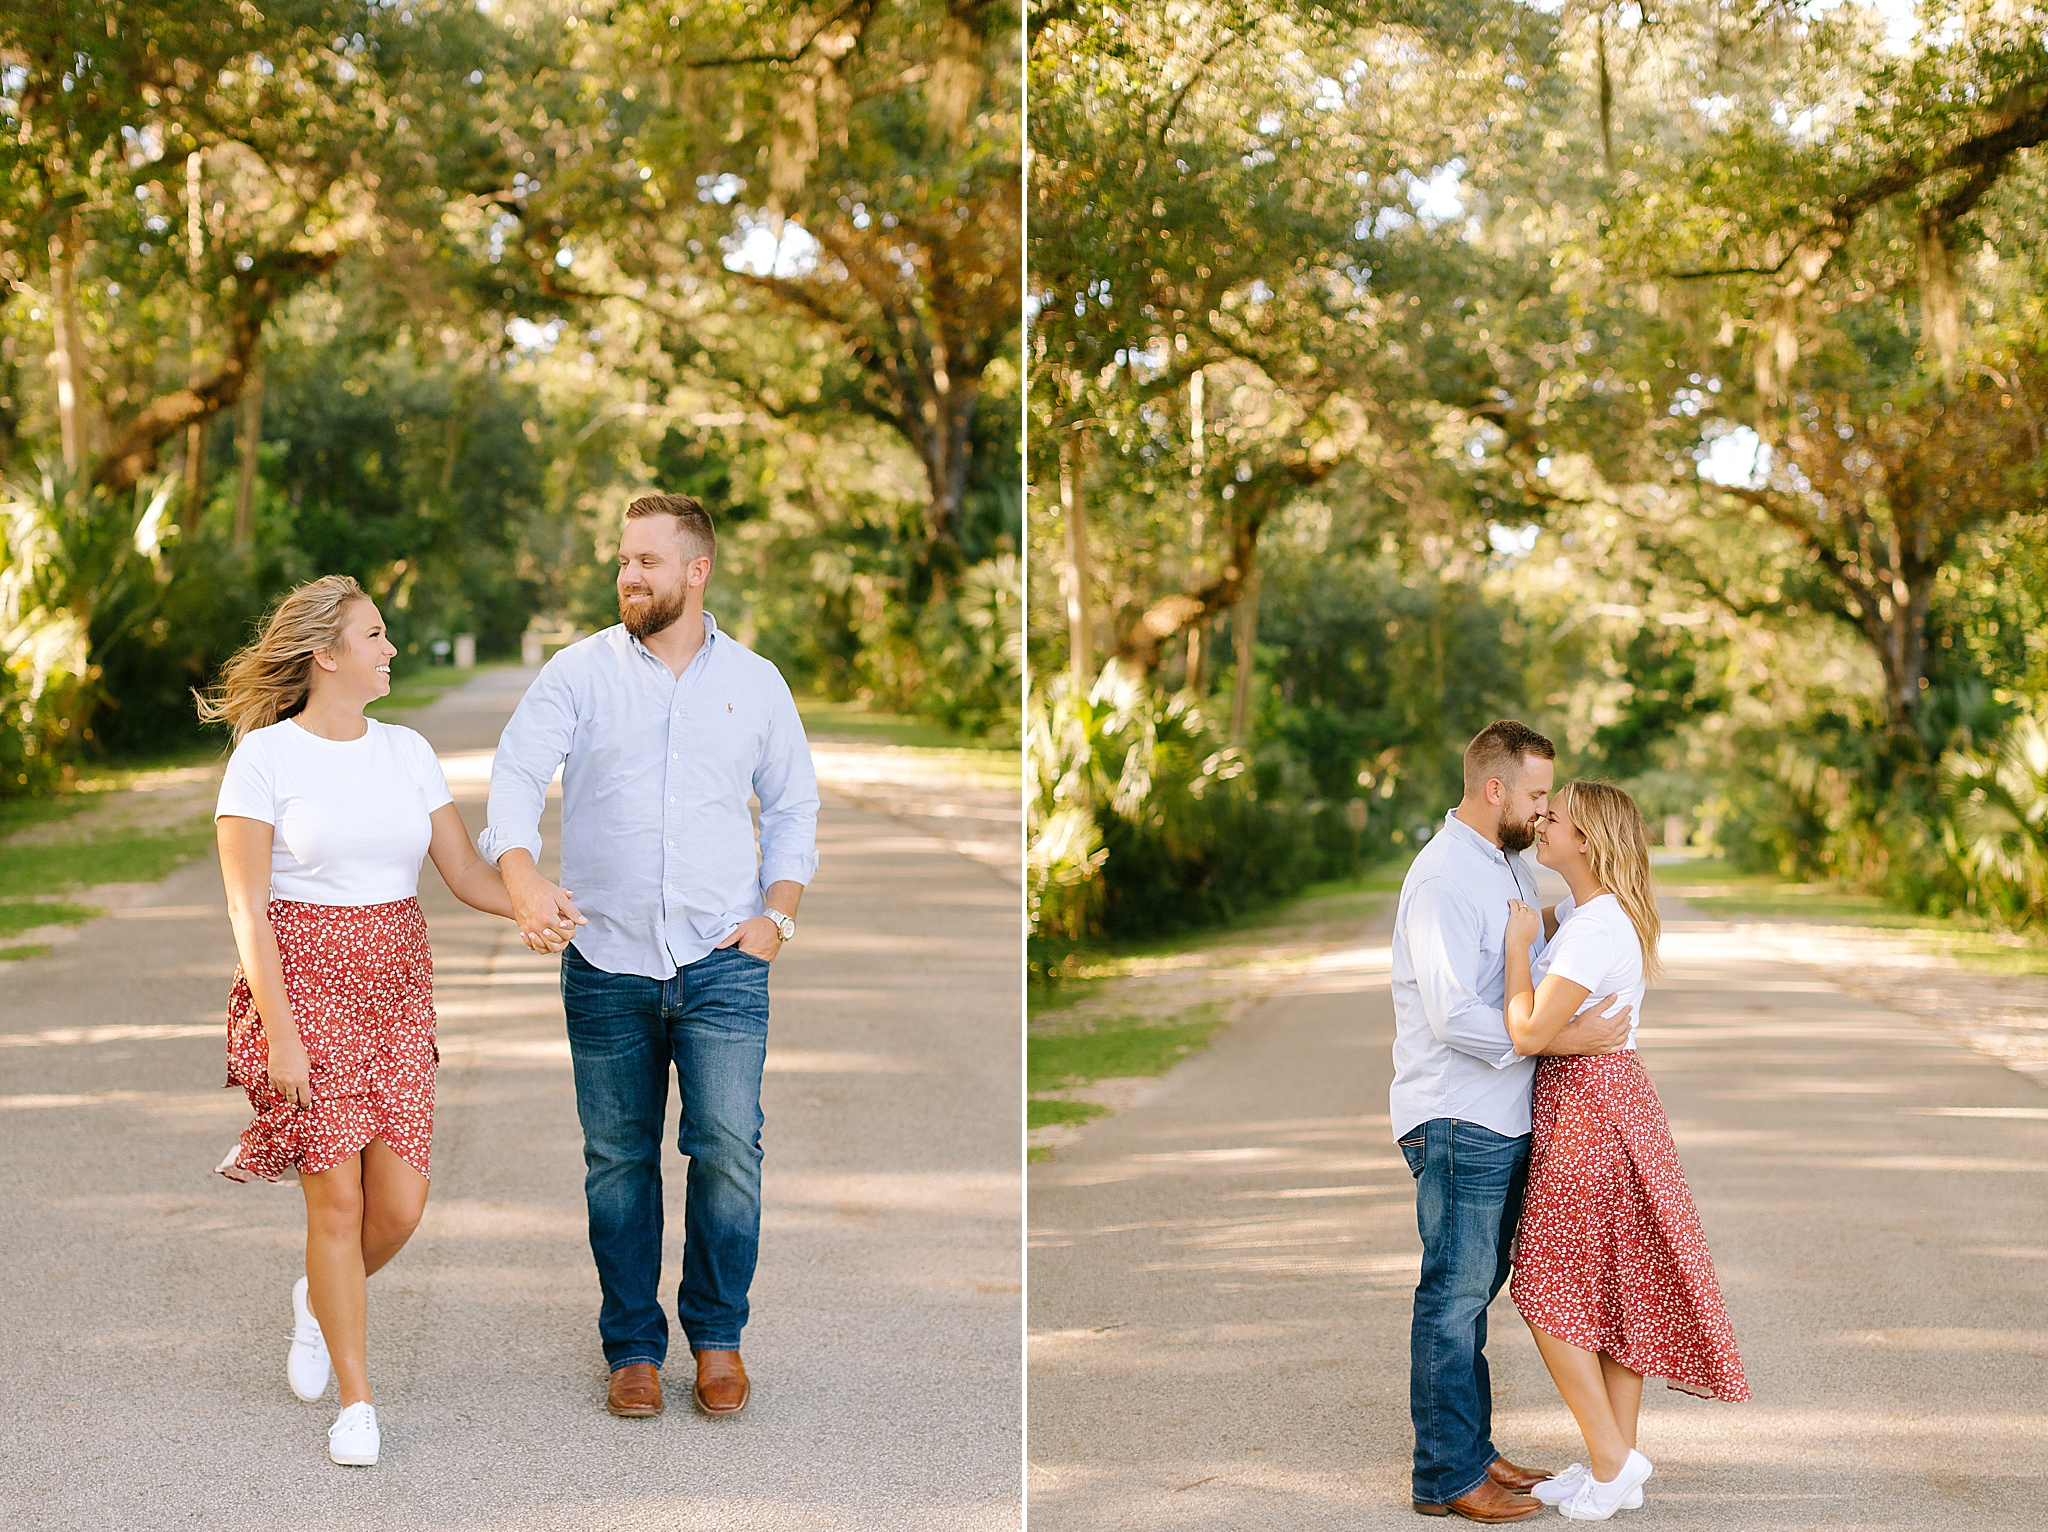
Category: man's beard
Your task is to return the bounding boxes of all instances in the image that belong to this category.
[619,583,689,639]
[1498,812,1540,855]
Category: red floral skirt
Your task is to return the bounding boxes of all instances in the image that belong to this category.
[1509,1052,1748,1401]
[218,897,438,1183]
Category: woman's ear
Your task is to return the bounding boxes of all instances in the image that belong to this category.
[310,646,340,674]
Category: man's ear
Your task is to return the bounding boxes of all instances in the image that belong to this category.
[1485,777,1506,807]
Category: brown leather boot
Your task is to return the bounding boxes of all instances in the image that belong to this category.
[1413,1476,1544,1521]
[1486,1455,1556,1494]
[693,1349,749,1416]
[606,1362,663,1418]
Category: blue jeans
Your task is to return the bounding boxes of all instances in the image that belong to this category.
[560,943,770,1368]
[1400,1118,1531,1505]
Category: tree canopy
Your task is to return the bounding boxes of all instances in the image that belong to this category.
[1028,0,2048,952]
[1,0,1023,791]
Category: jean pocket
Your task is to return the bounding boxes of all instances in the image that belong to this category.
[1398,1133,1426,1178]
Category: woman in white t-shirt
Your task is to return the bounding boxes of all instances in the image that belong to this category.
[1495,780,1747,1522]
[197,575,550,1468]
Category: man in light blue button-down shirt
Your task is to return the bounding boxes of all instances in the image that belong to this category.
[1390,721,1630,1517]
[480,493,819,1419]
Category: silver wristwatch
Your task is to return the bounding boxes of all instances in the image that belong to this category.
[765,910,795,943]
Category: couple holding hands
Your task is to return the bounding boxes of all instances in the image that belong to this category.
[1391,721,1748,1522]
[201,494,817,1465]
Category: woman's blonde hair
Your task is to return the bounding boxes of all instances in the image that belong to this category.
[1557,778,1662,978]
[195,575,370,744]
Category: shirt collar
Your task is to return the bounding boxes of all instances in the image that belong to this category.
[1440,807,1510,864]
[626,609,721,664]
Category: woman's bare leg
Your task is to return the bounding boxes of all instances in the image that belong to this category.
[300,1141,427,1410]
[1528,1322,1631,1480]
[359,1138,429,1276]
[1599,1352,1644,1452]
[301,1154,370,1406]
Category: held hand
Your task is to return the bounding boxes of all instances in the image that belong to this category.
[268,1031,314,1110]
[527,895,578,954]
[717,915,784,962]
[1505,898,1541,948]
[1549,994,1632,1056]
[506,866,586,953]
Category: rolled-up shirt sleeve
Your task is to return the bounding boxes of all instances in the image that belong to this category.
[479,660,577,868]
[1403,877,1522,1068]
[753,679,820,888]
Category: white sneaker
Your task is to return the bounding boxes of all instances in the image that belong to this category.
[328,1401,379,1466]
[1533,1464,1643,1510]
[288,1276,331,1402]
[1559,1450,1653,1521]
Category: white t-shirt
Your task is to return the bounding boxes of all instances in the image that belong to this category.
[1531,893,1645,1051]
[216,718,453,905]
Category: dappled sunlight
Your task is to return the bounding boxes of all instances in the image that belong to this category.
[1830,1328,2048,1352]
[416,1197,587,1240]
[0,1022,217,1048]
[769,1170,1018,1222]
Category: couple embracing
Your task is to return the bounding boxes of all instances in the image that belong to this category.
[1391,721,1748,1523]
[201,493,818,1465]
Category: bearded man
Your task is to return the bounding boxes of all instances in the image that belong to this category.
[1388,720,1630,1522]
[481,492,819,1420]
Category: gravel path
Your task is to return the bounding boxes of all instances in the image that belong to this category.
[1027,871,2048,1529]
[1,666,1021,1531]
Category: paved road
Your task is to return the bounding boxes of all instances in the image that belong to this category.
[1028,876,2048,1530]
[1,666,1021,1531]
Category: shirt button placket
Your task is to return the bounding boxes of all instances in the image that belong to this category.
[664,689,683,923]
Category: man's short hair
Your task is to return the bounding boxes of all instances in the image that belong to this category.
[625,492,716,565]
[1463,719,1557,796]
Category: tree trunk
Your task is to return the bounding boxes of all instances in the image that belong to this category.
[49,219,85,475]
[94,248,335,494]
[1230,559,1261,741]
[233,347,265,548]
[184,152,208,525]
[1863,571,1934,740]
[1060,425,1094,691]
[1596,11,1614,178]
[920,372,977,565]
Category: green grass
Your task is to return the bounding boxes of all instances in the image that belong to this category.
[2,742,226,825]
[1030,1008,1235,1094]
[0,827,215,893]
[368,661,509,717]
[1028,1098,1112,1130]
[0,795,90,839]
[0,943,51,962]
[86,740,226,779]
[1026,1002,1239,1153]
[795,696,1002,751]
[1033,860,1409,998]
[0,901,104,939]
[1669,862,2048,978]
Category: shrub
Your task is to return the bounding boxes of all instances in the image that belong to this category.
[1027,660,1321,968]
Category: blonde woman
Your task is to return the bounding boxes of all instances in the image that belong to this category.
[198,575,547,1467]
[1500,780,1747,1522]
